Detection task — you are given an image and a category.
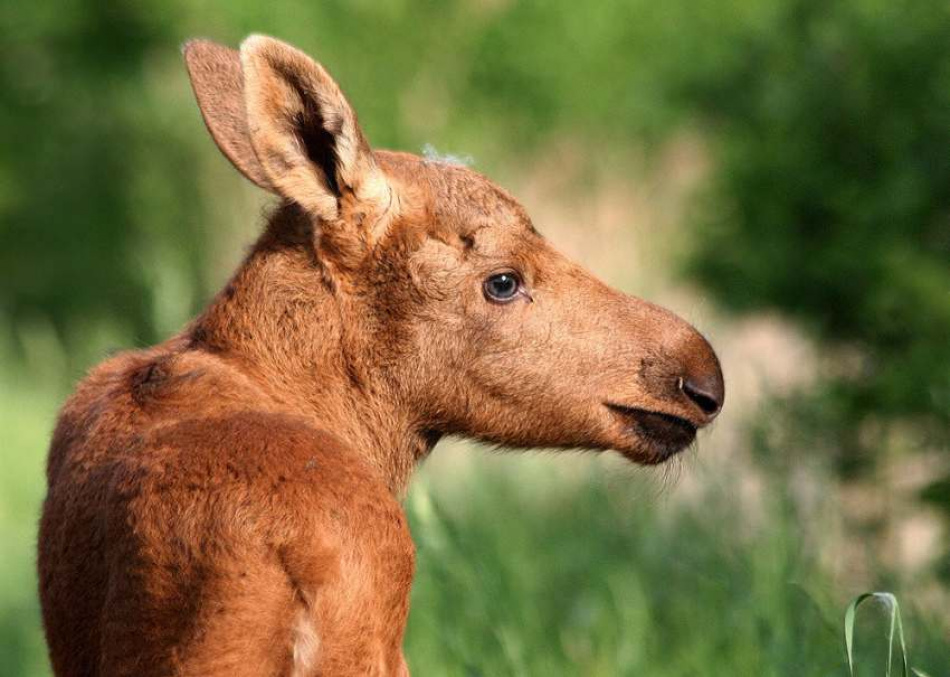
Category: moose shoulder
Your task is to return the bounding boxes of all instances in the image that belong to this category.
[38,35,723,676]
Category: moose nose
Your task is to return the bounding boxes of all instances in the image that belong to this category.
[679,372,723,420]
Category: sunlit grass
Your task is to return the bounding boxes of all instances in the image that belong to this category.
[403,451,948,676]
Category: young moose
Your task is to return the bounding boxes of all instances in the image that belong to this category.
[38,36,724,676]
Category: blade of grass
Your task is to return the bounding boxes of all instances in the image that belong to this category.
[844,592,910,677]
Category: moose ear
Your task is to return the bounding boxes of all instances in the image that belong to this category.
[238,35,390,222]
[183,39,275,191]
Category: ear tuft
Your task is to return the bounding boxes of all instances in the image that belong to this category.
[183,39,274,191]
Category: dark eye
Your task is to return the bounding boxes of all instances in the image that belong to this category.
[483,272,522,303]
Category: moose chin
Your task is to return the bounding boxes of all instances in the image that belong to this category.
[37,35,723,677]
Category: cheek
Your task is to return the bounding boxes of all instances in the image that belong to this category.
[463,307,562,388]
[403,300,513,390]
[403,278,480,373]
[465,295,624,397]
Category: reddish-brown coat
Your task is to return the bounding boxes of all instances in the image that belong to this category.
[38,36,723,675]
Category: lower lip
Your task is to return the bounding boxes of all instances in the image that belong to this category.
[606,405,697,459]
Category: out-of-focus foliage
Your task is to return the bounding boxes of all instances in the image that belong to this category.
[682,0,950,472]
[0,0,779,368]
[0,3,207,355]
[405,460,950,676]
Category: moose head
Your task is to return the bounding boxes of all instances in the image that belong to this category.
[184,36,724,490]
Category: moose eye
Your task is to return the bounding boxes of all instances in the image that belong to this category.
[483,272,522,303]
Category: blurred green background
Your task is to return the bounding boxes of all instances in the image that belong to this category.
[2,0,949,674]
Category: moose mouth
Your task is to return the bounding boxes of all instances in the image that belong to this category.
[605,403,698,462]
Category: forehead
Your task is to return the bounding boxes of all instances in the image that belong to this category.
[379,151,537,245]
[430,164,531,234]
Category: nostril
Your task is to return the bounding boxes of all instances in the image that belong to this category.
[679,376,722,418]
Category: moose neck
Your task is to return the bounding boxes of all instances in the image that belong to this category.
[189,205,434,494]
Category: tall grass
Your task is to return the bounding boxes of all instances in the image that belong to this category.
[403,451,948,676]
[0,340,62,677]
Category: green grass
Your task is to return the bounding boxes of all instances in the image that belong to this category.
[0,357,60,676]
[404,453,949,676]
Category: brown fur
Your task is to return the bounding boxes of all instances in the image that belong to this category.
[38,36,724,676]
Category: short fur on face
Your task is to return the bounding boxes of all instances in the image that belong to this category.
[350,154,719,462]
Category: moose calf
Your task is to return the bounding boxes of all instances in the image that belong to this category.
[38,35,724,676]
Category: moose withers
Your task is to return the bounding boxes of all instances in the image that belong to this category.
[38,35,723,676]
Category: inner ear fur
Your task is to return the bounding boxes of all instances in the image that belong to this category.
[239,34,389,222]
